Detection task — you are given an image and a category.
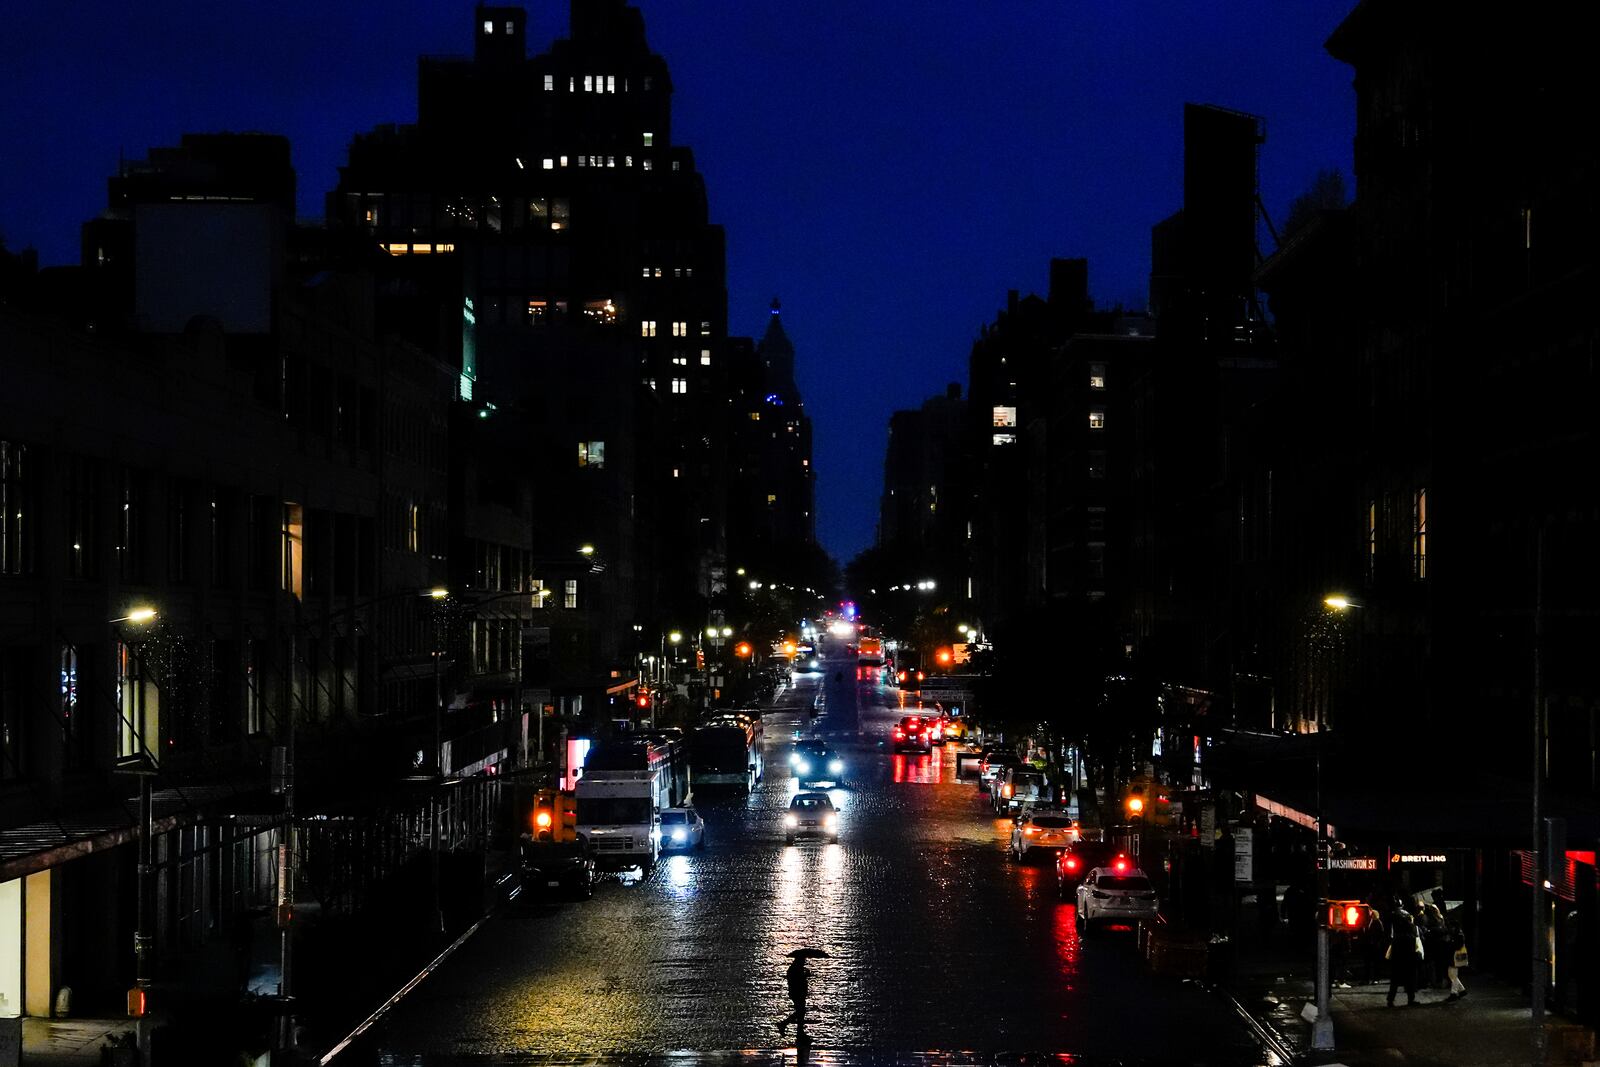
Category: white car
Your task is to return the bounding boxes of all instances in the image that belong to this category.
[1076,862,1159,934]
[1009,811,1078,862]
[660,806,705,851]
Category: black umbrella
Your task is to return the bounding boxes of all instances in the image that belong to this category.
[787,947,830,959]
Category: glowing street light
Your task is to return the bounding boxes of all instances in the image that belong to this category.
[579,544,596,556]
[721,626,734,637]
[957,623,970,634]
[428,588,449,600]
[1324,595,1354,611]
[668,631,683,644]
[119,606,159,625]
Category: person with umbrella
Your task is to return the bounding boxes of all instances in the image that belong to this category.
[779,948,828,1036]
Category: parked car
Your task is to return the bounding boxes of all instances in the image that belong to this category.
[785,792,840,844]
[978,749,1017,793]
[1009,810,1079,862]
[993,767,1048,814]
[518,837,597,901]
[1055,842,1123,897]
[1076,861,1159,934]
[660,805,705,851]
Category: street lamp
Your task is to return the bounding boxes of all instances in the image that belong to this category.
[112,606,159,1065]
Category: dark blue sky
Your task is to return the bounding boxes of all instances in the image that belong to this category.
[0,1,1353,563]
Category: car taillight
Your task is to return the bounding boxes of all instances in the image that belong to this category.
[893,729,904,739]
[1023,826,1038,835]
[1003,784,1013,798]
[1114,859,1127,871]
[1065,857,1078,869]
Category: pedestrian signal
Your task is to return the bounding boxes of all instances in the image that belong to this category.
[1328,900,1367,931]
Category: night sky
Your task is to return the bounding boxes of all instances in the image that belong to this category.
[0,1,1353,564]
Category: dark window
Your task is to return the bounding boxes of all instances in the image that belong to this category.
[117,468,146,583]
[1,440,33,575]
[1,646,31,780]
[168,479,192,584]
[65,455,101,580]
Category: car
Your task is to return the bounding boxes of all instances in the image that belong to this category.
[785,791,839,844]
[1055,842,1124,897]
[977,749,1017,793]
[1076,861,1159,934]
[518,837,597,901]
[660,805,705,851]
[794,745,845,787]
[993,767,1048,813]
[790,737,829,767]
[1009,811,1079,862]
[893,716,933,753]
[939,715,969,742]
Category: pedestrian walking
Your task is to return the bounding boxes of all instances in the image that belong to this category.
[1386,900,1423,1007]
[1446,923,1469,1001]
[778,956,811,1035]
[1361,901,1388,985]
[1418,892,1448,988]
[779,948,828,1036]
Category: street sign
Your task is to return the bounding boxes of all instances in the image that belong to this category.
[1233,827,1254,882]
[1330,857,1378,871]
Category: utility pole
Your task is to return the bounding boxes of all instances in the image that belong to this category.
[1531,525,1547,1067]
[1312,725,1333,1050]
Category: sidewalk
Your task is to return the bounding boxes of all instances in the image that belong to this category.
[1225,926,1598,1066]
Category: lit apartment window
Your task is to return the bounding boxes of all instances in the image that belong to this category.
[505,21,513,33]
[544,74,554,91]
[643,77,653,91]
[642,159,653,171]
[654,268,663,278]
[559,155,569,167]
[564,579,578,609]
[673,268,682,278]
[643,132,654,147]
[672,467,680,478]
[483,20,494,33]
[700,321,712,336]
[1367,500,1377,580]
[530,579,547,608]
[578,441,606,468]
[671,321,688,337]
[641,321,657,338]
[672,354,688,366]
[673,161,681,171]
[116,641,157,760]
[1413,488,1427,579]
[700,350,712,366]
[542,158,554,170]
[685,267,694,278]
[1089,363,1106,389]
[607,75,616,93]
[568,77,575,92]
[363,206,377,225]
[1089,410,1106,430]
[408,502,419,553]
[749,412,761,421]
[584,75,593,92]
[625,155,633,167]
[282,502,304,598]
[767,494,778,505]
[992,433,1017,446]
[671,378,688,394]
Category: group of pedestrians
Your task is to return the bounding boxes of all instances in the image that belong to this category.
[1381,889,1469,1007]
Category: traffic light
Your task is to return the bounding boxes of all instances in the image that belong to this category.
[1125,791,1146,820]
[935,647,954,667]
[1328,900,1368,932]
[734,641,753,658]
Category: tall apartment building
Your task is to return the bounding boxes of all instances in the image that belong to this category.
[328,2,733,698]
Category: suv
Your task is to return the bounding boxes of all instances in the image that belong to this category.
[993,767,1047,814]
[1009,811,1079,862]
[893,716,933,753]
[1076,862,1159,933]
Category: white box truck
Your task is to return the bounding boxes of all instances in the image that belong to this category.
[575,741,676,868]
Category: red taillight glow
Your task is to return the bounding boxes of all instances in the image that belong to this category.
[1023,826,1038,835]
[1065,857,1079,869]
[893,729,904,739]
[1114,859,1128,871]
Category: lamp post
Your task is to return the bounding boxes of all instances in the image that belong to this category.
[111,606,159,1066]
[1312,593,1359,1052]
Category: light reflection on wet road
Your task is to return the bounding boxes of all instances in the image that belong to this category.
[348,645,1270,1063]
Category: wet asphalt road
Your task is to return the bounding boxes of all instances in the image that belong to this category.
[341,645,1273,1065]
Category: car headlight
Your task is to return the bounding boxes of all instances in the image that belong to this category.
[784,813,799,827]
[828,759,843,774]
[796,761,811,775]
[824,813,839,829]
[671,828,686,843]
[788,753,800,766]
